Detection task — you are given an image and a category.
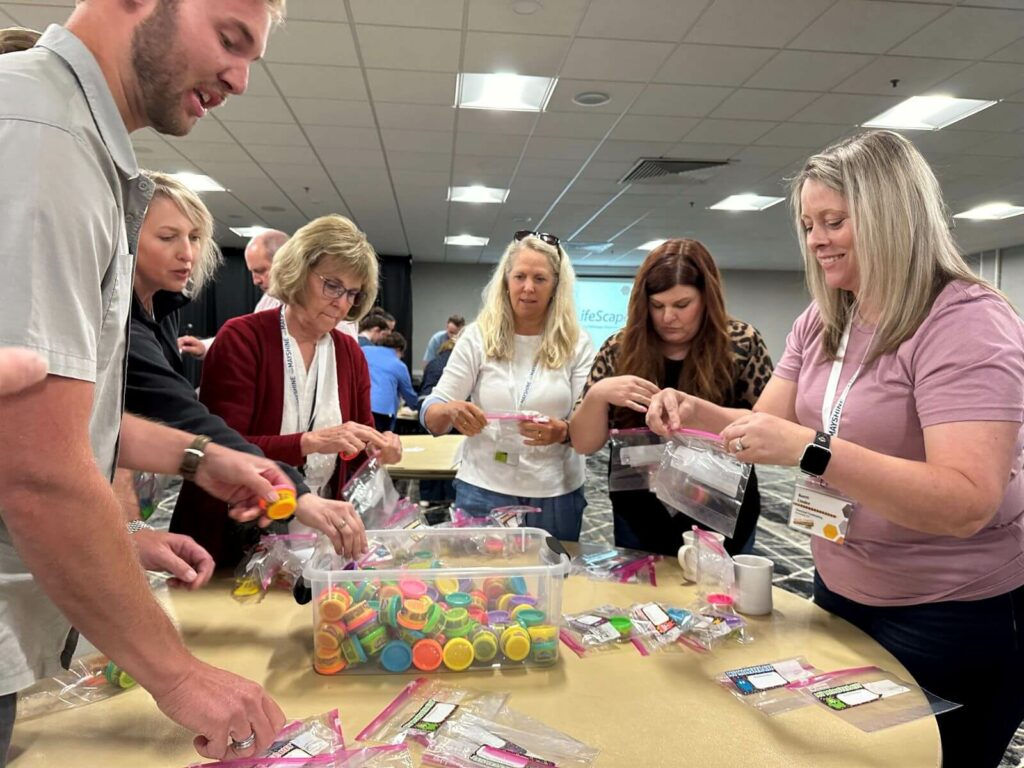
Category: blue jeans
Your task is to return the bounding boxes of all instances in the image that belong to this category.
[0,693,14,768]
[814,572,1024,768]
[453,479,586,542]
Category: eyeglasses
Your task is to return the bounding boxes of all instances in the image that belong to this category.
[314,273,365,305]
[514,230,561,248]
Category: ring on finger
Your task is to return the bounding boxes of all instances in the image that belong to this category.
[230,733,256,751]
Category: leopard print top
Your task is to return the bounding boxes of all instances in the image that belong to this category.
[579,319,774,429]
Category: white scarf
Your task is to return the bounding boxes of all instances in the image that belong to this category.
[279,308,342,497]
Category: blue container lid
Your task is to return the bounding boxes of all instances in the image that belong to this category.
[380,640,413,673]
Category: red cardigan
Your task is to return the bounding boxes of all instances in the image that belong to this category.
[199,308,374,497]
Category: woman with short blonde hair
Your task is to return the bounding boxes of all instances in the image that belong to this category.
[421,232,594,541]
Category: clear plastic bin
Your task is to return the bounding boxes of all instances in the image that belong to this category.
[303,527,570,675]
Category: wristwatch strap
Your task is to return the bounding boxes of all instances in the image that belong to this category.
[179,435,212,482]
[125,519,154,535]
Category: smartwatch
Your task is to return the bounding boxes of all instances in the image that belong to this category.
[799,431,832,477]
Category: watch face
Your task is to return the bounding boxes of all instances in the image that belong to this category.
[801,444,831,476]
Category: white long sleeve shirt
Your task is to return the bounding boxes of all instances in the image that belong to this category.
[422,322,594,497]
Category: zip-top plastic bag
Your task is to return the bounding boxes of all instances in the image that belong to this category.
[787,665,960,733]
[422,710,599,768]
[629,601,693,655]
[233,534,317,603]
[342,458,401,528]
[489,505,538,528]
[356,678,509,748]
[608,428,666,492]
[187,709,346,767]
[694,527,735,600]
[715,657,820,715]
[653,429,749,537]
[560,605,641,658]
[570,543,660,586]
[484,411,541,454]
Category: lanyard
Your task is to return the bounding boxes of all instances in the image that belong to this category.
[510,358,540,411]
[280,308,320,432]
[820,320,873,438]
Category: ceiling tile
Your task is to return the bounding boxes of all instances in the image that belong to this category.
[267,64,368,100]
[381,128,452,154]
[610,115,701,142]
[386,150,453,171]
[746,51,875,91]
[456,131,529,158]
[466,0,590,35]
[710,88,821,121]
[591,139,677,162]
[578,0,709,42]
[546,79,646,114]
[173,141,253,164]
[356,26,461,71]
[933,61,1024,101]
[215,94,296,124]
[755,122,849,148]
[289,98,376,128]
[457,110,538,136]
[265,21,357,66]
[222,122,309,146]
[892,7,1024,59]
[282,0,347,22]
[989,37,1024,63]
[523,136,603,160]
[684,0,834,47]
[366,69,457,105]
[321,146,387,169]
[946,101,1024,133]
[787,0,947,54]
[453,154,518,177]
[463,31,570,77]
[683,118,778,144]
[790,93,903,124]
[375,103,456,132]
[347,0,463,28]
[535,111,617,139]
[247,145,320,164]
[628,84,734,117]
[177,119,236,144]
[561,39,677,83]
[1,3,69,28]
[517,156,592,178]
[655,44,776,86]
[832,55,968,95]
[305,125,382,150]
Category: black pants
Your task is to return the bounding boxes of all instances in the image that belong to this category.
[372,412,394,432]
[814,572,1024,767]
[0,693,15,768]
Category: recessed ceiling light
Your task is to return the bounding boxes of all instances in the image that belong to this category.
[456,73,557,112]
[511,0,542,13]
[709,194,785,212]
[169,172,226,192]
[953,202,1024,221]
[230,226,272,238]
[445,235,489,246]
[638,239,666,251]
[863,95,997,131]
[448,185,510,204]
[573,91,611,107]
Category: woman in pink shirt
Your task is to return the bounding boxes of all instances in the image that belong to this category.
[647,130,1024,766]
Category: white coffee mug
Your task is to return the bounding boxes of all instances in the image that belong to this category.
[677,529,726,582]
[733,554,774,615]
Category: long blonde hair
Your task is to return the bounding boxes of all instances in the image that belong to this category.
[790,130,995,362]
[476,235,581,369]
[142,170,222,296]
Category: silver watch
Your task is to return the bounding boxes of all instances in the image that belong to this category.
[125,520,154,534]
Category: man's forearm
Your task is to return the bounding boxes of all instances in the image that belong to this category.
[117,413,197,473]
[1,462,193,697]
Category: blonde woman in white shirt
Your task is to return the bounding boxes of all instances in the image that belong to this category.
[421,232,594,540]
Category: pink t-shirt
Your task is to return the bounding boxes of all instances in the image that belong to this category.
[775,281,1024,606]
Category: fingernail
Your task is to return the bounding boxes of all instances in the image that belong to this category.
[184,568,197,582]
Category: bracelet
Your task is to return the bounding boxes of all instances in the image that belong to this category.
[179,434,212,482]
[125,519,153,535]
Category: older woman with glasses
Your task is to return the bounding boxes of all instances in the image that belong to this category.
[420,231,595,541]
[199,215,401,514]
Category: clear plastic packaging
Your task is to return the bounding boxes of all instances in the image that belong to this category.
[629,602,692,654]
[694,527,735,600]
[356,678,509,747]
[186,709,346,767]
[489,506,538,528]
[15,653,139,721]
[304,527,569,674]
[653,430,750,537]
[608,428,665,492]
[233,534,317,603]
[342,458,401,528]
[484,411,538,454]
[570,543,660,586]
[715,657,820,715]
[422,710,599,768]
[559,605,640,658]
[788,666,961,732]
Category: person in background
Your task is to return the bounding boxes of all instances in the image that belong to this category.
[0,26,39,54]
[423,314,465,366]
[125,172,367,567]
[198,214,402,509]
[570,239,771,556]
[647,130,1024,767]
[364,332,419,432]
[419,335,457,403]
[357,313,390,348]
[0,0,291,762]
[421,232,594,541]
[365,306,396,336]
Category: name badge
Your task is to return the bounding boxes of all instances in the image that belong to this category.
[493,450,520,466]
[789,479,855,544]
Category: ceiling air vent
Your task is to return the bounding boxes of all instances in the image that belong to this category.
[620,157,730,184]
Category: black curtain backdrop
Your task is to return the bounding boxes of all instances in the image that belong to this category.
[178,248,414,384]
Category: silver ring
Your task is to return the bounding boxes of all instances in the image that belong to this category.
[230,733,256,751]
[734,439,745,452]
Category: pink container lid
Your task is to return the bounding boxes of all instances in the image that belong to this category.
[706,593,734,606]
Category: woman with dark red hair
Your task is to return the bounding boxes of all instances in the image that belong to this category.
[569,239,772,555]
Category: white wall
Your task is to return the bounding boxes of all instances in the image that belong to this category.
[410,262,809,373]
[997,244,1024,312]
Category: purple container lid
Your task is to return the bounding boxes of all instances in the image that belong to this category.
[487,610,511,625]
[506,595,537,610]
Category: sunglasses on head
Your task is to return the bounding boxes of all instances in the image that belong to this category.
[514,230,561,248]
